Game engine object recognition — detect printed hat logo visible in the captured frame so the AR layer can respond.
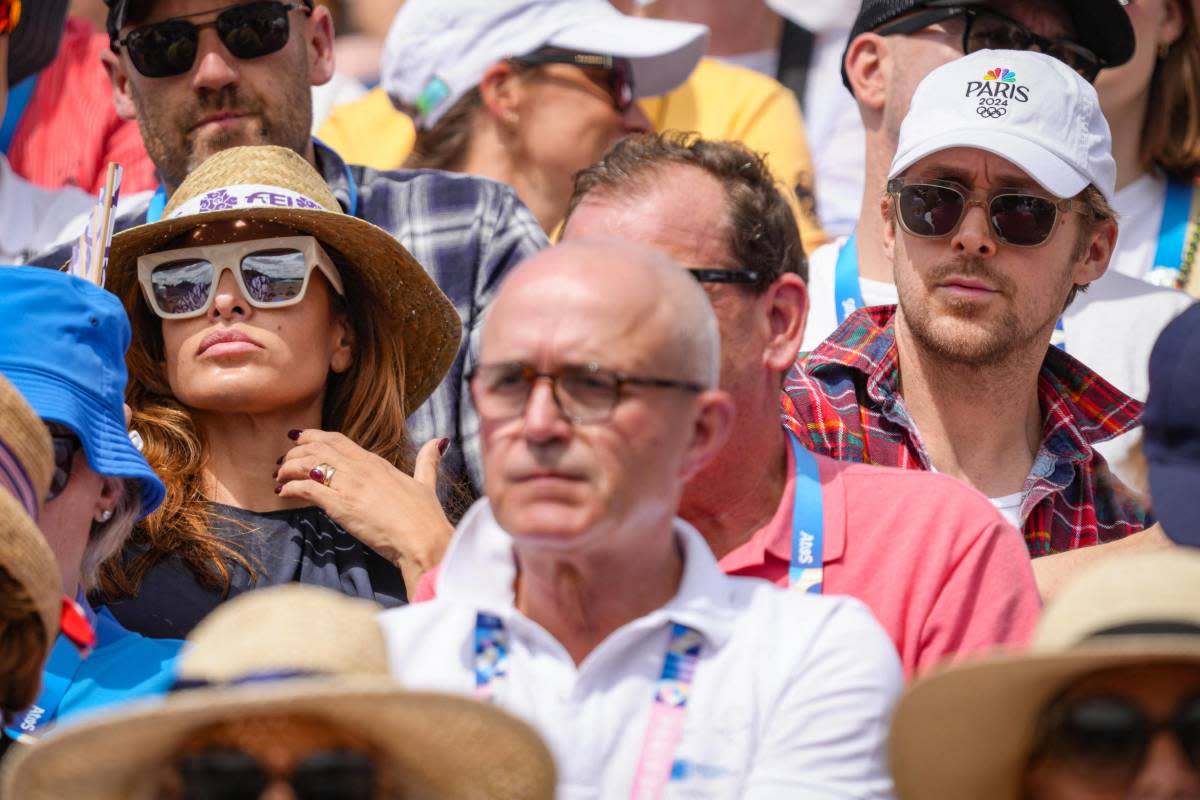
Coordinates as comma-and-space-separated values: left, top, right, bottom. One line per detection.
984, 68, 1017, 83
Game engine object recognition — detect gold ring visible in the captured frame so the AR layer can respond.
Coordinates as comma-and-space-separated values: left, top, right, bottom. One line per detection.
309, 463, 336, 486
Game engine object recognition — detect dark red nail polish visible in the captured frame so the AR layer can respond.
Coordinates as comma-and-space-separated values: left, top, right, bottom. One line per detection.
272, 468, 279, 479
287, 429, 301, 440
438, 438, 449, 455
274, 483, 283, 494
276, 456, 284, 465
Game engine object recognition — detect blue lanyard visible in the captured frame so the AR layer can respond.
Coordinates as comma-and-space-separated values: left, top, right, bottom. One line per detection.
145, 140, 359, 224
834, 233, 866, 325
787, 430, 825, 593
0, 75, 37, 154
1148, 180, 1195, 288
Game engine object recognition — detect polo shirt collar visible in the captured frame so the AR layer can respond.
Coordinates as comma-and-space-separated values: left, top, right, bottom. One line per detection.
438, 499, 739, 650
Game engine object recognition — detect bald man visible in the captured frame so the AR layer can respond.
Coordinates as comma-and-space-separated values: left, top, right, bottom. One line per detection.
378, 238, 901, 799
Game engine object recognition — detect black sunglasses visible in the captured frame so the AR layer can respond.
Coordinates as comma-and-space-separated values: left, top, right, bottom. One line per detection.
114, 0, 310, 79
875, 6, 1104, 83
887, 178, 1088, 248
177, 747, 376, 800
1034, 694, 1200, 787
508, 50, 635, 112
688, 268, 763, 285
47, 432, 82, 503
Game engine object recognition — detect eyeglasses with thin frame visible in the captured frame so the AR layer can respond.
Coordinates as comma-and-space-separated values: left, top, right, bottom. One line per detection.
113, 0, 310, 79
469, 361, 705, 424
137, 236, 345, 320
1032, 693, 1200, 788
508, 50, 635, 112
874, 6, 1105, 82
47, 430, 82, 502
887, 177, 1090, 248
176, 746, 376, 800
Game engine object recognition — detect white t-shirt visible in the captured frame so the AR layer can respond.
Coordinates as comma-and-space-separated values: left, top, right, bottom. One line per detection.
801, 237, 1195, 484
378, 500, 901, 800
989, 492, 1025, 529
1110, 171, 1169, 284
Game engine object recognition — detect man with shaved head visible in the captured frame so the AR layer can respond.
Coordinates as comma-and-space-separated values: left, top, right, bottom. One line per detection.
378, 238, 901, 798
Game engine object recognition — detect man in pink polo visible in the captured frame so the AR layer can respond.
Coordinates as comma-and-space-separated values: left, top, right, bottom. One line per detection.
559, 131, 1040, 677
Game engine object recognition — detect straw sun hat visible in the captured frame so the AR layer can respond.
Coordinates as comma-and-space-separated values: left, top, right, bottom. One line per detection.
105, 145, 463, 416
2, 584, 557, 800
889, 547, 1200, 800
0, 372, 60, 657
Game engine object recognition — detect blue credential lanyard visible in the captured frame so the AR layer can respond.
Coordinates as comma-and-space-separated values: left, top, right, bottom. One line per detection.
834, 234, 866, 326
786, 430, 825, 593
145, 140, 359, 223
0, 75, 37, 154
1148, 180, 1194, 287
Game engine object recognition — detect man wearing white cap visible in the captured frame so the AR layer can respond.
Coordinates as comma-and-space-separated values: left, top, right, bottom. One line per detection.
375, 0, 707, 234
785, 49, 1162, 594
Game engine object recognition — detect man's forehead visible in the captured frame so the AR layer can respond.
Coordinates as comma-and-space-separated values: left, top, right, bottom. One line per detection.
905, 148, 1041, 189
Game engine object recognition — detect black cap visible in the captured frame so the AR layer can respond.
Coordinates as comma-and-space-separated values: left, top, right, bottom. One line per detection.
839, 0, 1136, 92
1144, 304, 1200, 548
9, 0, 69, 86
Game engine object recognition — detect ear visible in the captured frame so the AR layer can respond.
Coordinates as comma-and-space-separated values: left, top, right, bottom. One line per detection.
844, 33, 889, 112
329, 313, 354, 374
1160, 0, 1187, 47
1073, 217, 1117, 286
101, 48, 139, 122
306, 4, 337, 87
478, 61, 522, 125
678, 390, 736, 484
759, 274, 809, 374
881, 192, 898, 260
94, 475, 124, 521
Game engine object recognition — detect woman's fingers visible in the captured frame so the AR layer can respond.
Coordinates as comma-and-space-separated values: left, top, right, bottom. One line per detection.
413, 438, 448, 489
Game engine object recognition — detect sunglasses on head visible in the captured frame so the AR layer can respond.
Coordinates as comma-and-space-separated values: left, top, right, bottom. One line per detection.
114, 0, 310, 79
509, 49, 635, 112
47, 430, 82, 502
1034, 694, 1200, 787
875, 6, 1104, 82
137, 236, 345, 320
177, 747, 376, 800
887, 178, 1089, 248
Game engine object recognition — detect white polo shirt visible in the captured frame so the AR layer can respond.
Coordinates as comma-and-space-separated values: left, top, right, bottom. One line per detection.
378, 500, 901, 800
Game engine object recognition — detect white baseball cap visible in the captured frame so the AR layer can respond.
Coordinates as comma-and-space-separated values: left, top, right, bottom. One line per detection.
889, 49, 1116, 203
381, 0, 710, 129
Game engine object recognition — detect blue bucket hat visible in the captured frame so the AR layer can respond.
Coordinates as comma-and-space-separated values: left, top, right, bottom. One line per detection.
0, 267, 165, 518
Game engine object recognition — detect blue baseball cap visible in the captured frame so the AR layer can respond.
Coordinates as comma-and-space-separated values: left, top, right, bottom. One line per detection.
1144, 303, 1200, 547
0, 267, 165, 518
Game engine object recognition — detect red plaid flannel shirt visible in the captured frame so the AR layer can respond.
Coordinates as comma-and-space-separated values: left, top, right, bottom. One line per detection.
782, 306, 1151, 556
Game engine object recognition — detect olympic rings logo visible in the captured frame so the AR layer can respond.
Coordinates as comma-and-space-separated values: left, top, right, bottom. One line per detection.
976, 105, 1007, 118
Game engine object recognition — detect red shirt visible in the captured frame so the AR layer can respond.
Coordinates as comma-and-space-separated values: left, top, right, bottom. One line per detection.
7, 18, 157, 195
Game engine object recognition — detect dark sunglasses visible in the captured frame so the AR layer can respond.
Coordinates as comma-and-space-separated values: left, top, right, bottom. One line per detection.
509, 50, 635, 112
875, 6, 1104, 83
688, 268, 763, 285
1034, 694, 1200, 787
114, 0, 310, 79
177, 747, 376, 800
887, 178, 1088, 248
47, 432, 82, 503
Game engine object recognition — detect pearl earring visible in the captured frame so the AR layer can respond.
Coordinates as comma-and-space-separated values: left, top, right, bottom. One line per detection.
96, 509, 113, 523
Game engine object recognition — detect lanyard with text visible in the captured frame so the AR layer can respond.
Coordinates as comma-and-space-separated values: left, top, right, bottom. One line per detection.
473, 612, 703, 799
834, 233, 866, 326
787, 430, 825, 593
1149, 179, 1198, 290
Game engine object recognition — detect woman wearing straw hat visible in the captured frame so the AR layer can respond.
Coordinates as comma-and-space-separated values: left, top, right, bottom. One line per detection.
94, 144, 463, 640
1, 584, 557, 799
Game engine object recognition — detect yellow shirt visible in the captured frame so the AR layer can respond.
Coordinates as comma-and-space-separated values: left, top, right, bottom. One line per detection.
318, 58, 826, 251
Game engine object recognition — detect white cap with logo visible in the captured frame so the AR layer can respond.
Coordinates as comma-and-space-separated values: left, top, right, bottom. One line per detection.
381, 0, 710, 130
889, 49, 1116, 202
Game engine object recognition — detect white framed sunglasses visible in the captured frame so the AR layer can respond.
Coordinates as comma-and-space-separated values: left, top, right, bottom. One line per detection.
137, 236, 345, 320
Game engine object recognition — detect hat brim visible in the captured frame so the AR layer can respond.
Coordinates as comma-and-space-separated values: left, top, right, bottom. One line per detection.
889, 128, 1095, 200
549, 12, 709, 98
2, 678, 556, 800
105, 208, 463, 418
1149, 458, 1200, 547
0, 488, 61, 658
1, 364, 165, 519
890, 639, 1200, 800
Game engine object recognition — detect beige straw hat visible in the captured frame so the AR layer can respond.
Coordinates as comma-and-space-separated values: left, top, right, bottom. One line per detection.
0, 372, 60, 660
889, 547, 1200, 800
1, 584, 556, 800
105, 145, 463, 415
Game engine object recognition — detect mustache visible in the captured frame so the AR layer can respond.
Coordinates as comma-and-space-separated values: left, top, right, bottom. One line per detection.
188, 88, 262, 126
926, 256, 1014, 296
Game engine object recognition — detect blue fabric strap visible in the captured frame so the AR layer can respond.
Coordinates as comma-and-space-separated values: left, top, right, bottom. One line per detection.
787, 430, 825, 593
0, 75, 37, 155
834, 234, 866, 326
1153, 180, 1193, 270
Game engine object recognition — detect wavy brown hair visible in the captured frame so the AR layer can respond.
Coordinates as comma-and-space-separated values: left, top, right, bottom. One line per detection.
97, 245, 415, 600
1142, 0, 1200, 180
0, 565, 49, 716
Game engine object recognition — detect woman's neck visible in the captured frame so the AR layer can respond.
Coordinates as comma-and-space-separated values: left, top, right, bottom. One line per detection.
196, 401, 324, 512
1106, 90, 1153, 191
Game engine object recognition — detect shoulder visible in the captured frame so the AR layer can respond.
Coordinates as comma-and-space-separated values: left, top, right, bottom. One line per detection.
689, 58, 793, 105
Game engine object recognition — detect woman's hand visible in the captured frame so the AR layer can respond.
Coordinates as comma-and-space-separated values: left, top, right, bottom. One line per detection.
274, 430, 455, 590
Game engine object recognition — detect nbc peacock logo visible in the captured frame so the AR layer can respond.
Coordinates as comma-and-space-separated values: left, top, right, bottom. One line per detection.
983, 68, 1017, 83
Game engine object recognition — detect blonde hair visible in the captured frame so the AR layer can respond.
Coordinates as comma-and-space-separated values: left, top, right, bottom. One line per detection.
1142, 0, 1200, 179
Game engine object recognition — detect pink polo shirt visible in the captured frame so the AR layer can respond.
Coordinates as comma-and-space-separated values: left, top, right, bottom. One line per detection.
719, 443, 1040, 678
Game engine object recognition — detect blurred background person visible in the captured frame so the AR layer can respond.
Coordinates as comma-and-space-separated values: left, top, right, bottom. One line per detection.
1, 584, 557, 799
1097, 0, 1200, 297
321, 0, 706, 234
0, 268, 180, 744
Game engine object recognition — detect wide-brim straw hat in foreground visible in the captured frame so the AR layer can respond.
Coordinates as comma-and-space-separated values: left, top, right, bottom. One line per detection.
2, 584, 556, 800
106, 145, 462, 416
889, 547, 1200, 800
0, 372, 60, 654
